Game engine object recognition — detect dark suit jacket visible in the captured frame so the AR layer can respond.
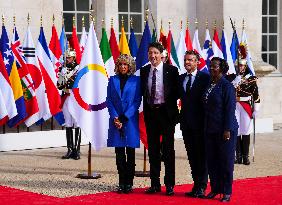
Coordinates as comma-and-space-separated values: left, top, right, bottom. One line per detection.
140, 63, 179, 125
179, 71, 210, 131
204, 77, 238, 135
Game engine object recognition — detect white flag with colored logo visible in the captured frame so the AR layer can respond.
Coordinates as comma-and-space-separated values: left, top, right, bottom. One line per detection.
68, 22, 109, 151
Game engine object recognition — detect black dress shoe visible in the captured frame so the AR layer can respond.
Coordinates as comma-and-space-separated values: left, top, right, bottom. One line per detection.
205, 192, 219, 199
145, 186, 161, 194
117, 185, 125, 194
235, 157, 242, 164
185, 190, 196, 197
72, 152, 81, 160
243, 157, 250, 165
221, 194, 231, 202
124, 185, 133, 193
194, 188, 205, 198
61, 149, 73, 159
166, 186, 174, 196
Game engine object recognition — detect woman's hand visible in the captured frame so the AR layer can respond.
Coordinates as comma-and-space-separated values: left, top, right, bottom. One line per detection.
114, 117, 123, 129
223, 131, 231, 141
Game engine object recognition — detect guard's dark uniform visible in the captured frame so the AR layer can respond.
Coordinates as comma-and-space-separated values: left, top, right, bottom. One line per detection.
58, 60, 81, 160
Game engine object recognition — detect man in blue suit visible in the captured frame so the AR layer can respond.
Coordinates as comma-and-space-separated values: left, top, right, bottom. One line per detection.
179, 50, 210, 198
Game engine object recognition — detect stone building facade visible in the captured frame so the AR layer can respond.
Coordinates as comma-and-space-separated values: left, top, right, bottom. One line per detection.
0, 0, 280, 150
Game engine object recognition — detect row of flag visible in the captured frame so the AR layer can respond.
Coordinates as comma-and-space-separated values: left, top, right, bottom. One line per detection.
0, 17, 254, 150
158, 22, 254, 76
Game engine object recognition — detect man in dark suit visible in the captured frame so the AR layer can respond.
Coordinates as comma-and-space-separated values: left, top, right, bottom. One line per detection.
179, 50, 210, 198
141, 42, 179, 196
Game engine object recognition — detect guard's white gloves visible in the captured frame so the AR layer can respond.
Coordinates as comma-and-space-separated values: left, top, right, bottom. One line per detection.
252, 103, 260, 118
232, 75, 242, 88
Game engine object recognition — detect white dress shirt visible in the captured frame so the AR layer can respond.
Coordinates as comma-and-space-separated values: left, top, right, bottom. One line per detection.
148, 61, 165, 104
183, 69, 198, 92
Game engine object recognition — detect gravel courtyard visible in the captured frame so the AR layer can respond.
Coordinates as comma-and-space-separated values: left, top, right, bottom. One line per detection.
0, 126, 281, 197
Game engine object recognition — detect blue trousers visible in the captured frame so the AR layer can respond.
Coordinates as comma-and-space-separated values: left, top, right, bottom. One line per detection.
206, 130, 237, 195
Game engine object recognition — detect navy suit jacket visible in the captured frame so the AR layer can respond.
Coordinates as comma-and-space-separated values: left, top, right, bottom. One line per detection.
179, 71, 210, 131
204, 77, 238, 135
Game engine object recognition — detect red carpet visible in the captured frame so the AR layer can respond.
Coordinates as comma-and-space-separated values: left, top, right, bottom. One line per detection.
1, 175, 281, 205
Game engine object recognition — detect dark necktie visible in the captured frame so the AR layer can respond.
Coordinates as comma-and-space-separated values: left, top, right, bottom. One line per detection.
150, 68, 157, 105
186, 73, 192, 94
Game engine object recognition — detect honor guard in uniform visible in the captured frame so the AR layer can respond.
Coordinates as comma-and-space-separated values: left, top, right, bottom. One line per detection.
57, 48, 81, 160
228, 44, 260, 165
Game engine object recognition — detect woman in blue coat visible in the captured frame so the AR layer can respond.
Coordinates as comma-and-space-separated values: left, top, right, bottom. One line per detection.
203, 57, 238, 202
106, 54, 141, 194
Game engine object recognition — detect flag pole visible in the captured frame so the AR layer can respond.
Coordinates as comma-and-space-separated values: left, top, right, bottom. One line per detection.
252, 116, 256, 162
230, 17, 239, 75
76, 142, 102, 179
135, 8, 150, 177
135, 146, 150, 177
251, 97, 256, 162
76, 5, 101, 179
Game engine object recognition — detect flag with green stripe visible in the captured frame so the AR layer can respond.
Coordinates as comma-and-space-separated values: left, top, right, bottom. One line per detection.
100, 27, 115, 77
167, 30, 180, 69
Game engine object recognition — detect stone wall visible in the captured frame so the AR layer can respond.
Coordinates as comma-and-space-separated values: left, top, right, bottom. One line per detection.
257, 75, 282, 123
0, 0, 62, 42
154, 0, 195, 41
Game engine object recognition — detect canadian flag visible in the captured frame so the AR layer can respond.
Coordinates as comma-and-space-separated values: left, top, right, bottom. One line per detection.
80, 25, 88, 54
49, 25, 62, 79
35, 26, 64, 125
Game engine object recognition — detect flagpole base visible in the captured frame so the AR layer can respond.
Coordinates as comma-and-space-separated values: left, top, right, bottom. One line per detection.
76, 172, 102, 179
135, 171, 150, 177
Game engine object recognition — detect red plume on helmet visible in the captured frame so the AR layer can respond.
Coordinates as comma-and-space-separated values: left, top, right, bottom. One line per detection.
238, 43, 247, 60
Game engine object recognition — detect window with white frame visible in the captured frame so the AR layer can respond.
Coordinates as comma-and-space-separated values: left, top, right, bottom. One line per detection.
118, 0, 144, 46
62, 0, 91, 39
262, 0, 280, 68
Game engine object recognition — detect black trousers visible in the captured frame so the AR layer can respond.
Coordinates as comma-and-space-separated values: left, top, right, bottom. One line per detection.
115, 147, 135, 186
183, 128, 208, 191
145, 106, 175, 187
206, 131, 237, 195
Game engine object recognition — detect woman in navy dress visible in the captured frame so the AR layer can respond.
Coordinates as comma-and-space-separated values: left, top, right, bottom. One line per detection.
106, 54, 141, 193
203, 57, 238, 202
